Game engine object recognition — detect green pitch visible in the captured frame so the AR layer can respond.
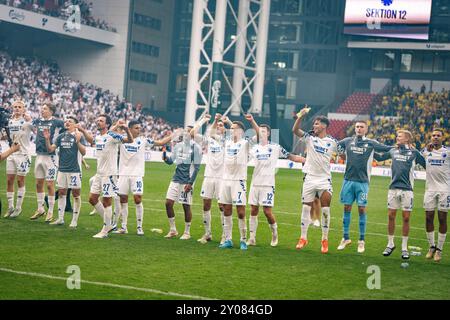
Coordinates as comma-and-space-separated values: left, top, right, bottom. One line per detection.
0, 159, 449, 300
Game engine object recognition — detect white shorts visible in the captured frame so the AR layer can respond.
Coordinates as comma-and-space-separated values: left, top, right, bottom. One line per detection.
249, 185, 275, 207
302, 174, 333, 203
35, 155, 58, 181
424, 191, 450, 212
219, 180, 247, 206
166, 181, 193, 205
200, 177, 221, 200
118, 176, 144, 196
57, 172, 82, 189
90, 175, 118, 198
6, 154, 31, 176
388, 189, 414, 211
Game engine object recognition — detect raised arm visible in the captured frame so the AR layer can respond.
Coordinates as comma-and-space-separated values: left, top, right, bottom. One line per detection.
76, 124, 94, 146
415, 150, 426, 169
372, 140, 393, 152
190, 114, 211, 138
75, 131, 87, 156
244, 114, 260, 141
292, 106, 310, 138
43, 129, 57, 153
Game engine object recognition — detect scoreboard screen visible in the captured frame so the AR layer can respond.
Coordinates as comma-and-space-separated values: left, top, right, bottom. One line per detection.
344, 0, 433, 40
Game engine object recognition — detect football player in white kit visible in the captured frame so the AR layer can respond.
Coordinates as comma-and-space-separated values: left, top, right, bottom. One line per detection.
292, 108, 338, 254
247, 119, 305, 247
113, 120, 174, 236
89, 115, 133, 239
218, 116, 258, 250
189, 113, 228, 244
422, 129, 449, 262
4, 101, 33, 218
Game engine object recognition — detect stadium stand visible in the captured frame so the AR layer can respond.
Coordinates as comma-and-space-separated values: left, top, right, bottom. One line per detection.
346, 87, 449, 150
0, 0, 117, 32
0, 51, 176, 143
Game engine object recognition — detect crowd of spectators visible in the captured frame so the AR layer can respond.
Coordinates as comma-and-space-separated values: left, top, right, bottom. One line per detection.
347, 86, 449, 151
0, 51, 176, 145
1, 0, 117, 32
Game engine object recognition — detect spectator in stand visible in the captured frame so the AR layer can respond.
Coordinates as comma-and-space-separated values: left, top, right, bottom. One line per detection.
1, 0, 117, 32
0, 51, 177, 149
347, 87, 449, 152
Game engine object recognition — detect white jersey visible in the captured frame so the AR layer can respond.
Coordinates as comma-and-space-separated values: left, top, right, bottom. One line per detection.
223, 138, 249, 181
250, 143, 289, 187
95, 132, 123, 177
8, 117, 33, 155
422, 146, 450, 193
302, 133, 338, 178
119, 136, 154, 177
204, 135, 225, 179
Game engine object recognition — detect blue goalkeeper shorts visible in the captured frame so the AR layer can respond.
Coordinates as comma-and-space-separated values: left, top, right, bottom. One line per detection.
340, 180, 369, 207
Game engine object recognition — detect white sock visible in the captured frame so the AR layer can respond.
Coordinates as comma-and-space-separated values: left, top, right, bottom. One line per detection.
7, 192, 14, 209
224, 215, 233, 241
437, 233, 447, 251
37, 193, 45, 213
270, 223, 278, 237
136, 203, 144, 229
57, 195, 67, 221
301, 205, 312, 240
184, 222, 191, 234
238, 218, 247, 242
102, 206, 113, 231
321, 207, 330, 241
426, 231, 435, 247
94, 201, 105, 219
48, 196, 56, 216
388, 235, 395, 248
169, 217, 176, 231
113, 196, 121, 223
249, 215, 258, 240
16, 188, 25, 210
121, 203, 129, 229
203, 210, 211, 235
402, 236, 408, 251
71, 196, 81, 225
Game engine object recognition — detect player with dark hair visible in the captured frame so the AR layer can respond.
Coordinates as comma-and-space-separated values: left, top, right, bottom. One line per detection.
163, 127, 202, 240
90, 117, 133, 238
422, 129, 449, 262
292, 107, 338, 254
113, 120, 174, 235
43, 116, 88, 227
30, 102, 65, 222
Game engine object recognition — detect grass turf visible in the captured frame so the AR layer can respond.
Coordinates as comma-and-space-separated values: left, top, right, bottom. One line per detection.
0, 159, 449, 300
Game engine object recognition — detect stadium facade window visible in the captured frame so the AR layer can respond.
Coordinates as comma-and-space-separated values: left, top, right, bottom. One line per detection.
401, 53, 412, 72
134, 13, 162, 31
180, 0, 193, 13
303, 21, 338, 45
275, 77, 287, 97
372, 52, 394, 72
271, 0, 302, 15
267, 51, 299, 70
302, 0, 340, 17
301, 49, 337, 73
269, 24, 300, 43
132, 41, 160, 58
177, 47, 190, 66
175, 74, 188, 92
179, 20, 192, 40
130, 69, 158, 84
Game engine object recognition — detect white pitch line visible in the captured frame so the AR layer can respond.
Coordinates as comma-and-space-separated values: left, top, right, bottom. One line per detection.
7, 195, 449, 244
0, 267, 216, 300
